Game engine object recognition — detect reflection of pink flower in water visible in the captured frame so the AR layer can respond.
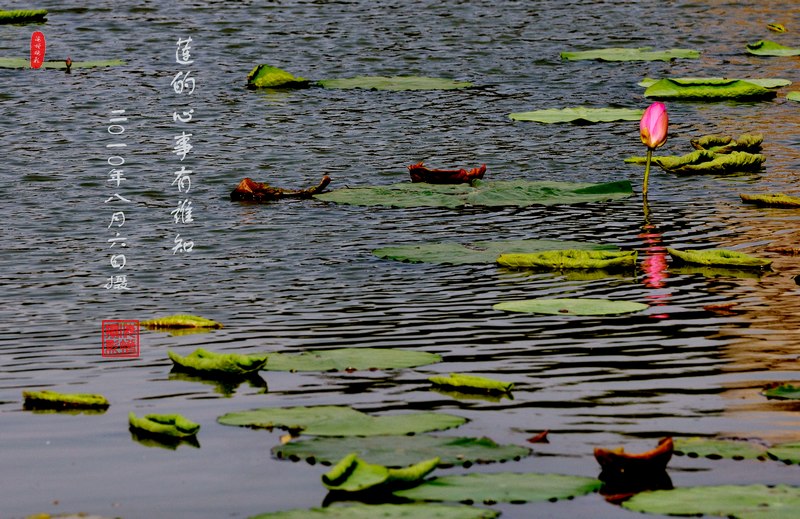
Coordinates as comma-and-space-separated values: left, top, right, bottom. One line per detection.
639, 226, 670, 319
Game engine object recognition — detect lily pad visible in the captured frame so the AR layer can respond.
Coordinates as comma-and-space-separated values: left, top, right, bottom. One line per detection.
0, 58, 124, 69
128, 412, 200, 438
317, 76, 473, 91
249, 504, 499, 519
673, 437, 768, 460
746, 40, 800, 56
246, 64, 310, 89
762, 383, 800, 400
273, 435, 531, 467
218, 406, 467, 436
315, 180, 633, 208
561, 47, 699, 61
788, 92, 800, 102
493, 298, 648, 316
509, 107, 643, 123
141, 314, 222, 329
644, 78, 777, 100
767, 23, 787, 33
767, 443, 800, 464
622, 484, 800, 518
667, 248, 771, 269
691, 134, 763, 153
264, 348, 440, 372
395, 472, 602, 504
322, 453, 439, 492
638, 150, 766, 175
22, 390, 109, 410
497, 250, 637, 270
374, 239, 618, 265
168, 348, 269, 376
639, 77, 791, 89
429, 373, 513, 394
0, 9, 47, 24
741, 193, 800, 208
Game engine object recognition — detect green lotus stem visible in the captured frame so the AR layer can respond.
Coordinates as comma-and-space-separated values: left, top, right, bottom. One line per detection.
643, 148, 653, 198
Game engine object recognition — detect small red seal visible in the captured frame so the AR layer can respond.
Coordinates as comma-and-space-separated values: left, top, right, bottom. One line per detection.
102, 320, 140, 358
30, 31, 46, 69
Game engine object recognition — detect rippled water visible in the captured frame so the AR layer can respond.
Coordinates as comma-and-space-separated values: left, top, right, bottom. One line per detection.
1, 1, 799, 517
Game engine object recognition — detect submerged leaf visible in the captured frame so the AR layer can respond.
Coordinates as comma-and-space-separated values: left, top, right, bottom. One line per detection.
168, 348, 268, 376
644, 78, 777, 100
673, 437, 768, 460
322, 453, 439, 492
667, 248, 771, 269
128, 412, 200, 438
22, 390, 109, 410
249, 504, 500, 519
273, 435, 531, 467
429, 373, 514, 394
0, 9, 47, 24
746, 40, 800, 56
315, 180, 632, 208
741, 193, 800, 208
264, 348, 440, 372
623, 484, 800, 518
497, 250, 637, 270
0, 57, 124, 69
561, 47, 699, 61
762, 383, 800, 400
218, 405, 466, 436
246, 64, 310, 89
317, 76, 473, 91
509, 107, 643, 123
494, 298, 648, 316
395, 472, 602, 503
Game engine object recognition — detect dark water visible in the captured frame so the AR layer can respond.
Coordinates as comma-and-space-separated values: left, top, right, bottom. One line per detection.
1, 1, 799, 517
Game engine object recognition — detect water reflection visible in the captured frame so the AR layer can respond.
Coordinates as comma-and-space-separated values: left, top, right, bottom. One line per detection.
640, 203, 671, 319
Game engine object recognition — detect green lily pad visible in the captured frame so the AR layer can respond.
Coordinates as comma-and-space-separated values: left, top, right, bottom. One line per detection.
767, 443, 800, 464
762, 383, 800, 400
22, 390, 109, 410
315, 180, 633, 209
639, 77, 791, 89
691, 134, 763, 153
497, 249, 637, 270
322, 453, 439, 492
746, 40, 800, 56
561, 47, 700, 61
767, 23, 787, 33
0, 58, 124, 69
741, 193, 800, 208
317, 76, 472, 91
141, 314, 222, 329
493, 298, 648, 316
429, 373, 513, 394
0, 9, 47, 24
264, 348, 440, 372
638, 150, 766, 175
273, 435, 531, 467
374, 239, 618, 265
168, 348, 269, 376
130, 428, 200, 450
788, 91, 800, 102
249, 504, 499, 519
128, 412, 200, 438
644, 78, 777, 100
673, 437, 768, 460
667, 248, 771, 269
246, 64, 310, 89
509, 107, 643, 123
395, 472, 602, 504
218, 406, 466, 436
622, 484, 800, 518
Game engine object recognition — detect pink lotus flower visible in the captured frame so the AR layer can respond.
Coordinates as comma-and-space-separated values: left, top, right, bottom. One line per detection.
640, 102, 668, 149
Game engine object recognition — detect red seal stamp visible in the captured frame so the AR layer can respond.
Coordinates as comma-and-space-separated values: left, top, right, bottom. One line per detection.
30, 31, 46, 69
101, 320, 140, 358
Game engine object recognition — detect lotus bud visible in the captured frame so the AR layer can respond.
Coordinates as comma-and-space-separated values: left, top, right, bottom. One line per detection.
640, 102, 668, 149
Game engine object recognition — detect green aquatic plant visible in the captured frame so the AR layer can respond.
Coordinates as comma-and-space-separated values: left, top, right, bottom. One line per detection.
673, 437, 768, 460
509, 107, 644, 123
263, 348, 440, 372
168, 348, 268, 376
691, 133, 763, 153
561, 47, 699, 61
0, 9, 47, 24
246, 64, 310, 88
321, 453, 439, 492
644, 78, 777, 100
762, 383, 800, 400
141, 314, 222, 329
317, 76, 473, 91
746, 40, 800, 56
494, 298, 648, 316
128, 412, 200, 438
497, 249, 637, 270
428, 373, 514, 394
249, 504, 499, 519
667, 248, 771, 269
632, 150, 766, 175
639, 77, 791, 89
788, 91, 800, 102
22, 390, 109, 409
740, 193, 800, 208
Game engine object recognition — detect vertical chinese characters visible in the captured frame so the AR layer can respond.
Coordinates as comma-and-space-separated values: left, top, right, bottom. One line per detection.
170, 37, 196, 255
104, 110, 132, 290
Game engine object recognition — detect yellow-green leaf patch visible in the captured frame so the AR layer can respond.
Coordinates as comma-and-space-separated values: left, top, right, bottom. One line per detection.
741, 193, 800, 208
428, 373, 514, 394
23, 390, 109, 410
509, 107, 643, 123
643, 78, 777, 100
249, 504, 499, 519
494, 298, 648, 316
128, 412, 200, 439
561, 47, 699, 61
321, 453, 439, 492
168, 348, 268, 376
141, 314, 222, 329
0, 9, 47, 24
746, 40, 800, 56
667, 248, 772, 269
497, 250, 637, 270
264, 348, 440, 372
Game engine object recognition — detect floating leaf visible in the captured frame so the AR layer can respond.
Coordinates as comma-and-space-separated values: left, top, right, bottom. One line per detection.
22, 390, 109, 410
322, 453, 439, 492
767, 23, 787, 33
673, 437, 768, 460
595, 437, 674, 475
264, 348, 440, 372
690, 133, 763, 153
315, 180, 633, 208
141, 314, 222, 329
741, 193, 800, 208
762, 383, 800, 400
0, 58, 124, 69
644, 78, 777, 100
767, 443, 800, 464
249, 504, 499, 519
561, 47, 700, 61
218, 406, 466, 436
667, 248, 772, 269
246, 64, 310, 89
623, 484, 800, 518
0, 9, 47, 24
788, 92, 800, 102
636, 150, 766, 175
130, 429, 200, 451
746, 40, 800, 56
493, 298, 648, 316
128, 412, 200, 439
509, 107, 643, 123
374, 239, 617, 265
317, 76, 472, 91
273, 435, 531, 467
429, 373, 513, 394
639, 77, 791, 89
168, 348, 268, 376
497, 250, 637, 270
395, 472, 602, 504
